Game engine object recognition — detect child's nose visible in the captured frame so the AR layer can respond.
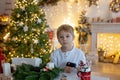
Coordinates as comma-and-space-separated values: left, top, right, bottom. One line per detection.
63, 37, 66, 40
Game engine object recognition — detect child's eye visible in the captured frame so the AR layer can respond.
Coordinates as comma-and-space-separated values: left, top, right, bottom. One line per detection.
66, 35, 69, 38
59, 36, 63, 38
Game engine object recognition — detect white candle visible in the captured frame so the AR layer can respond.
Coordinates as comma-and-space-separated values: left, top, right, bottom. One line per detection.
47, 62, 54, 69
34, 58, 42, 67
2, 63, 11, 76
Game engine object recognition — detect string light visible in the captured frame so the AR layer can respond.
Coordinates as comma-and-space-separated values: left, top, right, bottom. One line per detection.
98, 33, 120, 57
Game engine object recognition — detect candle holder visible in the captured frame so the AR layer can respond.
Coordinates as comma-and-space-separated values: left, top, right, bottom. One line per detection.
77, 60, 91, 80
77, 71, 91, 80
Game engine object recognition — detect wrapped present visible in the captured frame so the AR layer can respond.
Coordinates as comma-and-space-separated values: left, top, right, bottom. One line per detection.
12, 57, 42, 67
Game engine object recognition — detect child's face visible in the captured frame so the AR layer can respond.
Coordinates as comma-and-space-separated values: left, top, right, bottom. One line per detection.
57, 30, 74, 47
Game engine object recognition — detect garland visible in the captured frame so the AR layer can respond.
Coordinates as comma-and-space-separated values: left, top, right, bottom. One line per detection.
39, 0, 60, 6
109, 0, 120, 13
87, 0, 98, 7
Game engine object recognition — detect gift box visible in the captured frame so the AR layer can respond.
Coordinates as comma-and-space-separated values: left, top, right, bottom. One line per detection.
12, 57, 42, 67
77, 71, 91, 80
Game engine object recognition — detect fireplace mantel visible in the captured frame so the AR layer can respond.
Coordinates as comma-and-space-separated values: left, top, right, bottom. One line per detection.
91, 23, 120, 53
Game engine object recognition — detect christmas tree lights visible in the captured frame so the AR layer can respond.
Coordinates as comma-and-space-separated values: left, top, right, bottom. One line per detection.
4, 0, 51, 63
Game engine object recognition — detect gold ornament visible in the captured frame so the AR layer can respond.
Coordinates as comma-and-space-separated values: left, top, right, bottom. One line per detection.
87, 0, 99, 7
109, 0, 120, 13
0, 14, 9, 22
17, 14, 20, 18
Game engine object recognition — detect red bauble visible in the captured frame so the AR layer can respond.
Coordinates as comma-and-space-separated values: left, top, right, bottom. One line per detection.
46, 31, 54, 40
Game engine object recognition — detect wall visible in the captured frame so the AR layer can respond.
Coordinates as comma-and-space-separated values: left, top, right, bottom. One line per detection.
0, 0, 14, 15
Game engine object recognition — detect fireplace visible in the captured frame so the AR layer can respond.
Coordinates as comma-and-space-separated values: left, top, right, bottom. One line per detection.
91, 23, 120, 63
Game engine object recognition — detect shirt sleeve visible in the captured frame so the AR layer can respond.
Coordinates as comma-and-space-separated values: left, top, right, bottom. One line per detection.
50, 52, 58, 67
79, 50, 86, 64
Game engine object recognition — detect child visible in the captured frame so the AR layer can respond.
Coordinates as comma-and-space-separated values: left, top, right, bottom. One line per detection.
50, 24, 86, 73
0, 47, 6, 73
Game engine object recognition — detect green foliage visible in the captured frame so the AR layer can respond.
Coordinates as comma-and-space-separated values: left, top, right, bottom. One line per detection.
13, 64, 63, 80
13, 64, 38, 80
39, 67, 63, 80
0, 24, 8, 43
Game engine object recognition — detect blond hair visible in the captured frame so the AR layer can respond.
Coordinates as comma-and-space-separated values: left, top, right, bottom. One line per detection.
57, 24, 75, 38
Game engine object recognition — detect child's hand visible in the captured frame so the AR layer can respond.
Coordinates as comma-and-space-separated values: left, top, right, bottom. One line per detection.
64, 62, 76, 73
77, 66, 81, 71
64, 66, 73, 73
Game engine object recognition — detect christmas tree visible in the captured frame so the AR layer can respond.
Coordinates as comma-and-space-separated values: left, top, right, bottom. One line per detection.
4, 0, 51, 63
75, 11, 91, 44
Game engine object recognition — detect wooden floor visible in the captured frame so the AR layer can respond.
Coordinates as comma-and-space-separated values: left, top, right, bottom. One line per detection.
91, 62, 120, 80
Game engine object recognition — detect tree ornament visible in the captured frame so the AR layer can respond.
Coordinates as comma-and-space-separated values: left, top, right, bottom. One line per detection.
23, 25, 28, 32
21, 7, 25, 11
87, 0, 99, 7
17, 14, 20, 18
37, 18, 42, 23
18, 22, 24, 26
33, 39, 39, 44
109, 0, 120, 13
24, 40, 27, 44
12, 37, 17, 41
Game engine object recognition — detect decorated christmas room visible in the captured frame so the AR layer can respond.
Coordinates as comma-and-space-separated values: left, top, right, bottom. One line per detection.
0, 0, 120, 80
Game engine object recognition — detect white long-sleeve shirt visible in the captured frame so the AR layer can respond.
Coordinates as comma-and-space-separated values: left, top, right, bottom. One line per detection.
50, 46, 86, 69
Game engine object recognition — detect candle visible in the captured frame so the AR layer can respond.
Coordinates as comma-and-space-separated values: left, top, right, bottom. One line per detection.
47, 62, 54, 69
2, 63, 11, 76
34, 58, 42, 67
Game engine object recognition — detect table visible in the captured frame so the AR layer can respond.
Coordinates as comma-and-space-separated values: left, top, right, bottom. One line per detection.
54, 72, 110, 80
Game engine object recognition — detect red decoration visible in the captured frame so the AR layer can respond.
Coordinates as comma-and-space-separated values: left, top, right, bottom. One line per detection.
77, 71, 91, 80
0, 47, 6, 73
112, 17, 120, 23
46, 31, 54, 40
